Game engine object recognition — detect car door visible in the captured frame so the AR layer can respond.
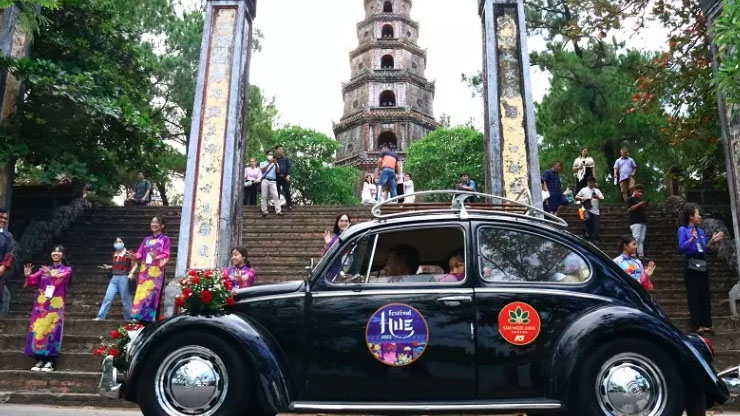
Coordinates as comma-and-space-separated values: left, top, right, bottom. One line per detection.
303, 223, 477, 402
472, 223, 609, 399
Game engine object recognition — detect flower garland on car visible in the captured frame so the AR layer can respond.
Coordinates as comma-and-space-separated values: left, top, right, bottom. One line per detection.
93, 323, 144, 372
175, 269, 236, 313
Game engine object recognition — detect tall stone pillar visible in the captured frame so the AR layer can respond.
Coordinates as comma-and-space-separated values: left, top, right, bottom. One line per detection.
0, 5, 32, 211
479, 0, 542, 208
165, 0, 256, 317
701, 0, 740, 280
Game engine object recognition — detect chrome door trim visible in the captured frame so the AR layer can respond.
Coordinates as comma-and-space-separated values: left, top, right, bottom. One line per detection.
475, 287, 613, 303
290, 400, 563, 412
312, 288, 475, 298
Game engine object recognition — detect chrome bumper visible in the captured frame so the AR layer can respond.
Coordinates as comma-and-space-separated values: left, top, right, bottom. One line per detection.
98, 355, 124, 399
719, 365, 740, 399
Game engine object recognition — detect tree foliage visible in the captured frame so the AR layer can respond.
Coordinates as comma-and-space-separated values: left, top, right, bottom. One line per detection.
714, 0, 740, 106
464, 0, 726, 195
0, 0, 165, 192
268, 127, 359, 205
405, 127, 484, 196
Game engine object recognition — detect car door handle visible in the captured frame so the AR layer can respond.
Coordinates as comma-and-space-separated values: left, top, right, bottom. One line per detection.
436, 295, 472, 306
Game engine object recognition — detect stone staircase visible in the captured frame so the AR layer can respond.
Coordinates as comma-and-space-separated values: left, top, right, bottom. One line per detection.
0, 203, 738, 410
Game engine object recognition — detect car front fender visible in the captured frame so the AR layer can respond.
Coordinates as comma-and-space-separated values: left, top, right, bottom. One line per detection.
548, 305, 729, 405
126, 312, 294, 412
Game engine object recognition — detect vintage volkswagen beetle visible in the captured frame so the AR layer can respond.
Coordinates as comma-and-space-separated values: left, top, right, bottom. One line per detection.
100, 191, 739, 416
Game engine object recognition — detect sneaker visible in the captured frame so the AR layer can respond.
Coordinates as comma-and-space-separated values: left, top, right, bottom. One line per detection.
40, 361, 54, 372
261, 212, 267, 217
31, 361, 44, 371
276, 212, 283, 216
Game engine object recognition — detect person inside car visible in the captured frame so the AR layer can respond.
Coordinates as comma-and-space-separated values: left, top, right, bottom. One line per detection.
383, 245, 420, 279
437, 249, 465, 282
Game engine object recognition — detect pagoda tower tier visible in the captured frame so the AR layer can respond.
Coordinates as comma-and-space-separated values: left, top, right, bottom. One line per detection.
334, 0, 438, 171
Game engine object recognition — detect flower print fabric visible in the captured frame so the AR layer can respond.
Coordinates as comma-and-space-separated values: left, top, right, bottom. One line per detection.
131, 234, 171, 322
223, 265, 256, 289
24, 264, 72, 357
613, 254, 645, 283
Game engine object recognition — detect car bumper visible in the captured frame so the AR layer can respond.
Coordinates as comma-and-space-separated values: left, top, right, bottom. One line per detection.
720, 365, 740, 401
98, 355, 125, 399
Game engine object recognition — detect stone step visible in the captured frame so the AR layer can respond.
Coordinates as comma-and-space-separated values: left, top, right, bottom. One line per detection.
0, 390, 139, 408
0, 370, 101, 394
0, 334, 103, 353
0, 318, 127, 334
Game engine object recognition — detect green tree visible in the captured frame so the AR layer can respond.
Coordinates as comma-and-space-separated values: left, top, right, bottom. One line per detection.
714, 0, 740, 106
0, 0, 167, 192
269, 126, 360, 205
405, 127, 484, 198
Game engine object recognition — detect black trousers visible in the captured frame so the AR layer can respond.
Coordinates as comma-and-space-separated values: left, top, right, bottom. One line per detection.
684, 257, 712, 328
277, 176, 292, 208
583, 212, 600, 241
243, 185, 258, 205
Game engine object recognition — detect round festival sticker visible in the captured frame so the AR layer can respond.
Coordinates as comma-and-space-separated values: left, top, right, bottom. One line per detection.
365, 303, 429, 367
498, 301, 541, 346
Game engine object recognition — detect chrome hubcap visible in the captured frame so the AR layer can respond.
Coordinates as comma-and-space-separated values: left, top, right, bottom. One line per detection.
154, 346, 228, 416
596, 353, 666, 416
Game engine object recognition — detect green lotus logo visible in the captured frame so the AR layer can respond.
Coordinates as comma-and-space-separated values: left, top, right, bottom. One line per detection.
509, 306, 530, 324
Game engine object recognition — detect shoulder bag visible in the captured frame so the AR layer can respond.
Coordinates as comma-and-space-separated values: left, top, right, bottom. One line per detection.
687, 258, 707, 272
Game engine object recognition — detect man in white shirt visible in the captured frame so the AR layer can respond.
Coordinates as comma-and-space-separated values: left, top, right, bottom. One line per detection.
576, 177, 604, 242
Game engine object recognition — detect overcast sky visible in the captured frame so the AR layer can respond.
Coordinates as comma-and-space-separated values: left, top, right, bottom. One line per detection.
189, 0, 669, 137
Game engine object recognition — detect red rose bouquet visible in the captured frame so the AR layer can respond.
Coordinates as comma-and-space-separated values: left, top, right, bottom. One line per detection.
93, 323, 144, 372
175, 269, 236, 314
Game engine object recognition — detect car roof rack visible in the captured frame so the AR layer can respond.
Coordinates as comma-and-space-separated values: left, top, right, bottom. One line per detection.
370, 189, 568, 228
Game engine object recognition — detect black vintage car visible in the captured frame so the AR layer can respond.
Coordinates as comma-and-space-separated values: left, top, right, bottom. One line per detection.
100, 191, 740, 416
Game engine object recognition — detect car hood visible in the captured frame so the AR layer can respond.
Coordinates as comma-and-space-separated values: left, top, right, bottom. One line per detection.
234, 280, 305, 300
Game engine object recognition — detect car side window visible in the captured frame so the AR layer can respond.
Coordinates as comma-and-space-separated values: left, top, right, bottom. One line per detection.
325, 226, 467, 285
478, 227, 590, 284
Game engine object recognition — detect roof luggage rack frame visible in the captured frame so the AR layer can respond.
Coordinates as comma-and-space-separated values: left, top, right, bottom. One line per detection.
371, 190, 568, 228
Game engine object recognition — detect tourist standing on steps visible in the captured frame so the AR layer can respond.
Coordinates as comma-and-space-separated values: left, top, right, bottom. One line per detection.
0, 208, 15, 317
455, 173, 478, 202
377, 144, 400, 200
613, 147, 637, 202
23, 245, 72, 372
627, 184, 648, 259
361, 174, 377, 205
94, 237, 138, 321
541, 161, 568, 216
678, 204, 724, 335
403, 173, 416, 203
322, 214, 352, 255
576, 176, 603, 242
127, 172, 153, 206
275, 145, 293, 211
223, 246, 256, 289
572, 146, 596, 192
127, 216, 171, 323
243, 157, 262, 206
260, 150, 282, 217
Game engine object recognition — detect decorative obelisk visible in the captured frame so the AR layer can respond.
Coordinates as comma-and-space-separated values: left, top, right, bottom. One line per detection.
700, 0, 740, 285
165, 0, 256, 317
479, 0, 542, 207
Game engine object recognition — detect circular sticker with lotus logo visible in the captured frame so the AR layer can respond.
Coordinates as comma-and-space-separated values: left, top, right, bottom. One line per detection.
366, 303, 429, 367
498, 301, 541, 346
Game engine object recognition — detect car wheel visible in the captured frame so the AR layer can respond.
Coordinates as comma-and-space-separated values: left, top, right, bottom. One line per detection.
571, 338, 684, 416
684, 389, 707, 416
136, 331, 253, 416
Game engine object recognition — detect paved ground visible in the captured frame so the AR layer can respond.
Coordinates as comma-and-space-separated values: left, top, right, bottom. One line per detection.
0, 405, 739, 416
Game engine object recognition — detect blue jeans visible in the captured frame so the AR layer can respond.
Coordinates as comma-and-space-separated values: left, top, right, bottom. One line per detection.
96, 275, 133, 320
379, 168, 398, 198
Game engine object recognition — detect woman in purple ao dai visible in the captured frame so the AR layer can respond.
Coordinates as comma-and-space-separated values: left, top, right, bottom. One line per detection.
23, 245, 72, 372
